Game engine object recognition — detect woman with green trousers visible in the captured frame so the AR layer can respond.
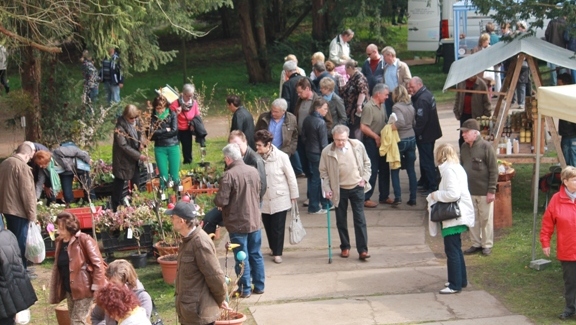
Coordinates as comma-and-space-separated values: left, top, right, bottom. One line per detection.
150, 95, 180, 188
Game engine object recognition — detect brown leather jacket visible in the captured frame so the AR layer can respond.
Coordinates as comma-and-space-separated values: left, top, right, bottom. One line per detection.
49, 232, 107, 304
215, 160, 261, 234
175, 227, 226, 325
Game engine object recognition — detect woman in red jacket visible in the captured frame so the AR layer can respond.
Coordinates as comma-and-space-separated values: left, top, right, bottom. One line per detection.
169, 83, 205, 164
541, 166, 576, 320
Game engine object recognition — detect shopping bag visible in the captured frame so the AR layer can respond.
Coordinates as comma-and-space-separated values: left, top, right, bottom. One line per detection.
15, 309, 31, 324
25, 222, 46, 264
289, 202, 306, 245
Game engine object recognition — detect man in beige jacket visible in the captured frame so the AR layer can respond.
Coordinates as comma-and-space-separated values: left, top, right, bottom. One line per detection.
0, 141, 36, 270
320, 125, 372, 261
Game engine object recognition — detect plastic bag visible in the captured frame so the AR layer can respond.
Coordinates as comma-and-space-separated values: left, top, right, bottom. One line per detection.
15, 309, 30, 324
25, 223, 45, 264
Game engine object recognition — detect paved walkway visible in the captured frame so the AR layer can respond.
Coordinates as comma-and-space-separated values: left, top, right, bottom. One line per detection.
215, 104, 533, 324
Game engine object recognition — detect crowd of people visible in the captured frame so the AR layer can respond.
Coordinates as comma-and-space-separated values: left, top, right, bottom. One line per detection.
2, 24, 576, 323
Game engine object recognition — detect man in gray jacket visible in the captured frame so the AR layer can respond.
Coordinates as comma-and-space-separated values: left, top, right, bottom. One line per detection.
215, 144, 265, 298
320, 125, 372, 261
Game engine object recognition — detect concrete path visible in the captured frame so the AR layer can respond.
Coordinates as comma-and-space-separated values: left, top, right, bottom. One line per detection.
215, 103, 533, 324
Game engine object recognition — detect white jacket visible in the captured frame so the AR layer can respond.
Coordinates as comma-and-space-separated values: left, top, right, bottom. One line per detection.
260, 145, 299, 214
329, 35, 350, 65
427, 162, 475, 237
119, 307, 151, 325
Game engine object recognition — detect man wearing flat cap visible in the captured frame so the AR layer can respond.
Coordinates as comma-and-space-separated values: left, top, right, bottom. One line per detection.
459, 119, 498, 256
165, 201, 228, 324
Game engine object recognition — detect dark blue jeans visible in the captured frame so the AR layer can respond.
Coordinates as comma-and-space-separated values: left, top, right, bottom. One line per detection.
562, 136, 576, 167
229, 230, 265, 295
336, 186, 368, 254
290, 151, 303, 175
416, 140, 437, 192
4, 214, 29, 269
391, 137, 417, 201
296, 137, 310, 178
202, 207, 223, 235
444, 233, 467, 291
561, 261, 576, 314
306, 152, 329, 212
363, 137, 390, 201
60, 171, 96, 204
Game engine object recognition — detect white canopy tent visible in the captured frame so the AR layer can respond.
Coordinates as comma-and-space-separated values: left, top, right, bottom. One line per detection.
531, 85, 576, 264
443, 35, 576, 91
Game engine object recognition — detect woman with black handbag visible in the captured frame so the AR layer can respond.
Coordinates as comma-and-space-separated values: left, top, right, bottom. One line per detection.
426, 143, 474, 294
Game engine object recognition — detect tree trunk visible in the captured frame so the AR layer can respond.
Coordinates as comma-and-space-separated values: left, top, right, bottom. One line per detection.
312, 0, 329, 42
219, 6, 232, 39
21, 46, 42, 141
266, 0, 285, 41
234, 0, 271, 83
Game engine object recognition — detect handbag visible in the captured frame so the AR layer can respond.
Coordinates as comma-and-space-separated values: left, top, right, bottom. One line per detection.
430, 199, 461, 222
289, 202, 306, 245
150, 300, 164, 325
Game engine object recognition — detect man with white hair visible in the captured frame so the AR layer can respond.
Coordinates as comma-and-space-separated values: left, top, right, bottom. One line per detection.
0, 141, 37, 270
215, 143, 265, 298
255, 98, 298, 156
281, 60, 305, 114
460, 119, 498, 256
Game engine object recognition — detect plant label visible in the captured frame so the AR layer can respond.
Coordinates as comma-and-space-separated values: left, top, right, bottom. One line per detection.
161, 193, 166, 201
124, 197, 131, 207
147, 162, 154, 174
90, 203, 96, 214
178, 185, 183, 192
127, 227, 133, 239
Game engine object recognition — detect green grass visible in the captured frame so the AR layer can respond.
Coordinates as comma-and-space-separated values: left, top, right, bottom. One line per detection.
464, 163, 566, 324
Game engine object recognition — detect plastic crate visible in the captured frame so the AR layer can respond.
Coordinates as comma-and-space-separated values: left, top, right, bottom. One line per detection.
64, 206, 102, 230
97, 225, 153, 253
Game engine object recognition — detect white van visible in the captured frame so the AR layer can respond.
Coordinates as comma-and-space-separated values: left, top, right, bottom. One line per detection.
407, 0, 547, 52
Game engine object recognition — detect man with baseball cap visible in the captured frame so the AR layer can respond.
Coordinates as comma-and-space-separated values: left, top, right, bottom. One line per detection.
459, 119, 498, 256
165, 201, 229, 324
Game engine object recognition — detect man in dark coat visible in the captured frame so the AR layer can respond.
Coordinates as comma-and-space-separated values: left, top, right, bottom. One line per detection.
0, 228, 37, 324
408, 76, 442, 194
228, 94, 255, 150
281, 60, 304, 114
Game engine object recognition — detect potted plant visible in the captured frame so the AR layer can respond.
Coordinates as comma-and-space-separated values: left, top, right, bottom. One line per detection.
125, 205, 155, 268
216, 242, 247, 325
157, 253, 178, 285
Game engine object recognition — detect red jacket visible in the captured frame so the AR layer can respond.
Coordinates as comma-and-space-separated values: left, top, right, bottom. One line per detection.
169, 98, 200, 131
540, 185, 576, 261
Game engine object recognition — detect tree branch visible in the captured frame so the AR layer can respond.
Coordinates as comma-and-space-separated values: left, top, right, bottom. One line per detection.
0, 25, 62, 53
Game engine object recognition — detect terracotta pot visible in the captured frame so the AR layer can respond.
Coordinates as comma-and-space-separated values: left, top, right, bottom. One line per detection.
154, 241, 179, 256
157, 254, 178, 285
55, 305, 71, 325
216, 311, 247, 325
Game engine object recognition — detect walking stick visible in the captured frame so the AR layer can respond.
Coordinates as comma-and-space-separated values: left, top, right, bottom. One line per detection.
326, 202, 332, 264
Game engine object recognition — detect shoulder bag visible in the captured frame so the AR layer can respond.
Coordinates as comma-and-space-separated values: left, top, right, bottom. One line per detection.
430, 199, 461, 222
289, 202, 306, 245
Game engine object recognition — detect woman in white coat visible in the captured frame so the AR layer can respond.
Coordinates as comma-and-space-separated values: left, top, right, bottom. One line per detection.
254, 129, 299, 264
427, 143, 475, 294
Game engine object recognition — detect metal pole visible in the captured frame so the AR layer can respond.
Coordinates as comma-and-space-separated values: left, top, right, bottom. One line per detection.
531, 111, 541, 262
326, 203, 332, 264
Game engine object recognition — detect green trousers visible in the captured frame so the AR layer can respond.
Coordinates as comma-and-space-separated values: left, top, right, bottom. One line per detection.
154, 145, 180, 188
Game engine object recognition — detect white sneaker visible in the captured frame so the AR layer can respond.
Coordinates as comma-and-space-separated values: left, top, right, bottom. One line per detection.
303, 200, 309, 207
309, 209, 327, 215
273, 256, 283, 264
439, 287, 460, 294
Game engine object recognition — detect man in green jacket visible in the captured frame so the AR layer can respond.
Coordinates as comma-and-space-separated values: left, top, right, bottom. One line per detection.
460, 119, 498, 256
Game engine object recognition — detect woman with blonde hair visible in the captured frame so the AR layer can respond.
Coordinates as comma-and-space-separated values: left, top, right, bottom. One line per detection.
279, 54, 305, 94
427, 143, 474, 294
390, 85, 417, 206
91, 259, 153, 325
540, 166, 576, 320
309, 52, 325, 81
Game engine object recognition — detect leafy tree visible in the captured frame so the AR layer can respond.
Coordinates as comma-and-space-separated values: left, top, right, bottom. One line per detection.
0, 0, 231, 142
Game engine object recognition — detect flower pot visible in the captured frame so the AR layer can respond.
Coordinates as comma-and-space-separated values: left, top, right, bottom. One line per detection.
129, 252, 148, 269
216, 311, 247, 325
55, 305, 71, 325
157, 254, 178, 285
154, 241, 179, 256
